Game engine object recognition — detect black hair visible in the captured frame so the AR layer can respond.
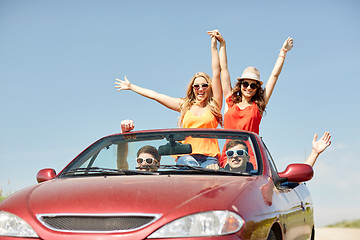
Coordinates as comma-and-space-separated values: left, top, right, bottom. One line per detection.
137, 145, 161, 162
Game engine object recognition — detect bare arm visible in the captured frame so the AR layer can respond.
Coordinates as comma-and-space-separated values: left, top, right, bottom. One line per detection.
304, 132, 332, 167
117, 119, 135, 170
218, 34, 232, 101
208, 30, 231, 112
115, 76, 182, 112
209, 32, 222, 110
263, 37, 294, 106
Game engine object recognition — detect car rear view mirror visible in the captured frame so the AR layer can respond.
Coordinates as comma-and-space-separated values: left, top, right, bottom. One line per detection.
158, 141, 192, 156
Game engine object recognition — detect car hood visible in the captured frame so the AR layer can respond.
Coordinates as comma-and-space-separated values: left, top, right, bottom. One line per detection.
27, 175, 258, 216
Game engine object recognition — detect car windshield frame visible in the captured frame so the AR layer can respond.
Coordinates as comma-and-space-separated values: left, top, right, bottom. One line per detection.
58, 129, 263, 177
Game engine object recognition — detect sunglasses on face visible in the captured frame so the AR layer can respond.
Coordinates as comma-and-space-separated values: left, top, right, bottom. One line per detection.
241, 81, 258, 90
225, 149, 248, 158
192, 83, 209, 90
136, 157, 157, 165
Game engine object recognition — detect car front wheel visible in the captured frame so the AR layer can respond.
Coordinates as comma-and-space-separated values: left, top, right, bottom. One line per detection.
267, 230, 277, 240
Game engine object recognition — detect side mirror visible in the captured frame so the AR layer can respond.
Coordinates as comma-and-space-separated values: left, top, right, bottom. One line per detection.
37, 168, 56, 183
278, 164, 313, 183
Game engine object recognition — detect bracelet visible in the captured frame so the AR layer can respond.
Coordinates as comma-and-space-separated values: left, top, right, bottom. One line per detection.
278, 55, 286, 58
281, 48, 288, 52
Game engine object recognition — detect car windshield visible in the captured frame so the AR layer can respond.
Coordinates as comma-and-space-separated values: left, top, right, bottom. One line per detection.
60, 129, 261, 177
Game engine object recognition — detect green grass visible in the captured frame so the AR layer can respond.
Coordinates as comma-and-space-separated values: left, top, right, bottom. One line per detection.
0, 180, 13, 202
0, 188, 6, 202
327, 219, 360, 228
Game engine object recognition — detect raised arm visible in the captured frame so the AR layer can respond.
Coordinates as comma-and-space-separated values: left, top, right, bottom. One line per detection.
263, 37, 294, 105
116, 119, 135, 170
115, 76, 182, 112
304, 132, 332, 167
209, 31, 222, 110
217, 32, 232, 101
208, 30, 231, 112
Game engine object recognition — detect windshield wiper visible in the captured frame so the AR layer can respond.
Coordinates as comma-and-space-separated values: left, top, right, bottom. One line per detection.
159, 165, 213, 171
61, 167, 158, 176
158, 165, 252, 176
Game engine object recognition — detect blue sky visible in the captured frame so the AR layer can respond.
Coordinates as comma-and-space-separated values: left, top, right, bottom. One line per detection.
1, 0, 359, 227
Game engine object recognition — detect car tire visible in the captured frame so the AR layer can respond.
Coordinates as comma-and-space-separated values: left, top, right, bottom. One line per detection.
311, 227, 315, 240
267, 230, 277, 240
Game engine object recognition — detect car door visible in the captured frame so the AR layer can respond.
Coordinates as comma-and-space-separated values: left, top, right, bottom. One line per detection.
263, 143, 313, 240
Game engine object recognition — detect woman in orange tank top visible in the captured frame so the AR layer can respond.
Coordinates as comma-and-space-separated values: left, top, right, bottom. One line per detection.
115, 35, 224, 168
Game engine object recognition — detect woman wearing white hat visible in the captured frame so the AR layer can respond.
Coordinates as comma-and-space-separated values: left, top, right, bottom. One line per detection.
208, 30, 293, 167
208, 30, 293, 133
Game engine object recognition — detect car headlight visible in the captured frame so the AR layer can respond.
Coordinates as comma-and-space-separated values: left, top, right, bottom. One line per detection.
0, 211, 39, 238
148, 210, 244, 238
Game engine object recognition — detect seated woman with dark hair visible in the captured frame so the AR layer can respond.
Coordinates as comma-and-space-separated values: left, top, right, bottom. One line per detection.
117, 119, 161, 172
135, 145, 161, 172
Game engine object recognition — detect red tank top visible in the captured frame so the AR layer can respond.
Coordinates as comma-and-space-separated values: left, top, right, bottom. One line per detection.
224, 96, 262, 134
220, 96, 262, 167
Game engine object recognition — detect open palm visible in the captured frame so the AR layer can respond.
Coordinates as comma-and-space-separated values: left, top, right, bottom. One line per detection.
115, 76, 131, 91
312, 132, 331, 154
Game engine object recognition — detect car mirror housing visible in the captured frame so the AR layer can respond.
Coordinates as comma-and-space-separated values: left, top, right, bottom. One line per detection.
37, 168, 56, 183
278, 164, 313, 183
158, 141, 192, 156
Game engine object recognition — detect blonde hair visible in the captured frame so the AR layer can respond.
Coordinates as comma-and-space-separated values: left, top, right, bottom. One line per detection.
178, 72, 223, 127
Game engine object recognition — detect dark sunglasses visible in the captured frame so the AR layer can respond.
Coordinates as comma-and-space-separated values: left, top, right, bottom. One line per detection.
193, 83, 209, 90
136, 157, 156, 164
241, 81, 258, 90
225, 149, 248, 157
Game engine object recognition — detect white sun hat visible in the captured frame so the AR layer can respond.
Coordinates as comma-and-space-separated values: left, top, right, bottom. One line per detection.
237, 66, 263, 85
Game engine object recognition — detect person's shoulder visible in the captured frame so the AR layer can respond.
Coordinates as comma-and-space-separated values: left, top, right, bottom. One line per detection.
223, 164, 231, 171
226, 96, 234, 106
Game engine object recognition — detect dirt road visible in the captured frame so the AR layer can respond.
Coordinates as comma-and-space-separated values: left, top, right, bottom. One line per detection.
316, 227, 360, 240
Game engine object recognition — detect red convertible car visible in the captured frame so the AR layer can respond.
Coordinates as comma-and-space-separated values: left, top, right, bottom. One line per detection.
0, 129, 314, 239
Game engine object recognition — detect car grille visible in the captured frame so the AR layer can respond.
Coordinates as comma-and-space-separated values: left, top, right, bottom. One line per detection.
37, 214, 161, 232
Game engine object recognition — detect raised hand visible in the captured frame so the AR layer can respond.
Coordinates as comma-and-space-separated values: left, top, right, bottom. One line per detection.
207, 29, 225, 43
282, 37, 294, 52
115, 76, 131, 91
207, 29, 217, 36
121, 119, 135, 133
312, 132, 332, 154
210, 32, 217, 48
